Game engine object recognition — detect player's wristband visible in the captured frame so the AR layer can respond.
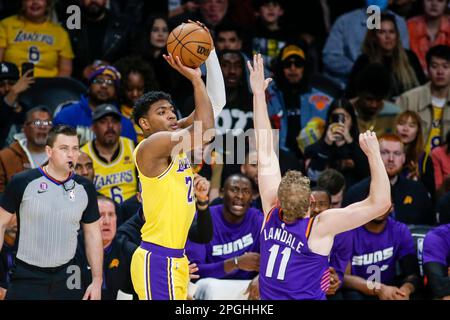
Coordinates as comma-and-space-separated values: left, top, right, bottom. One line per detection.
234, 257, 239, 269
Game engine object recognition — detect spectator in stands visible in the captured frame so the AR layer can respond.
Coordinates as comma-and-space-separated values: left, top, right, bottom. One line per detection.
169, 1, 200, 18
317, 168, 346, 208
0, 213, 16, 300
74, 152, 95, 183
390, 0, 421, 19
322, 1, 410, 88
0, 106, 52, 193
53, 65, 136, 145
67, 0, 133, 81
305, 98, 369, 187
352, 63, 401, 137
408, 0, 450, 74
422, 223, 450, 299
347, 13, 425, 100
0, 62, 31, 148
343, 206, 421, 300
170, 0, 231, 31
432, 129, 450, 191
266, 43, 338, 156
215, 23, 245, 52
251, 0, 293, 68
114, 56, 159, 142
186, 174, 262, 300
310, 186, 353, 300
395, 110, 436, 198
397, 45, 450, 156
76, 195, 136, 300
343, 134, 435, 225
0, 0, 73, 77
81, 104, 137, 204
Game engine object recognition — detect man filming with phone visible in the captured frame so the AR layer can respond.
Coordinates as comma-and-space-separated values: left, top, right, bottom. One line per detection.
305, 99, 370, 188
0, 62, 34, 148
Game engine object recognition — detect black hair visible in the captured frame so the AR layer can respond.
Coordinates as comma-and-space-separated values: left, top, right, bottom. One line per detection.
25, 105, 52, 122
132, 91, 174, 128
311, 186, 331, 203
319, 98, 360, 144
426, 45, 450, 68
356, 63, 392, 99
316, 168, 346, 195
253, 0, 284, 10
224, 173, 253, 189
46, 125, 78, 147
113, 55, 160, 104
136, 14, 170, 58
215, 22, 243, 40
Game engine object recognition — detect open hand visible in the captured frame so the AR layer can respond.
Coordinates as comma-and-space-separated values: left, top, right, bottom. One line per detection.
163, 53, 202, 82
359, 130, 380, 158
247, 54, 272, 94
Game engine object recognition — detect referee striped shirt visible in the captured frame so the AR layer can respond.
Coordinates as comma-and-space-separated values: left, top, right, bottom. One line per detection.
0, 168, 99, 268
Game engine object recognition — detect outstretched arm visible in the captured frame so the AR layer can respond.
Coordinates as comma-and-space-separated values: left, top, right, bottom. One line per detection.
248, 54, 281, 217
315, 131, 391, 237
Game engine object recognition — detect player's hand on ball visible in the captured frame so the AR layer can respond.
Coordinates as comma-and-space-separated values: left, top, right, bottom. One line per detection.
163, 53, 202, 82
359, 130, 380, 157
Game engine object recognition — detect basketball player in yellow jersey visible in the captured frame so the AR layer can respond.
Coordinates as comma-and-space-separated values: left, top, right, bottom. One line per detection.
129, 30, 225, 298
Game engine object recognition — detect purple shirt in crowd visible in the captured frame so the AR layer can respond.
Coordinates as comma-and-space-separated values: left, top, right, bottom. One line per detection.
185, 205, 263, 280
350, 217, 416, 285
259, 207, 330, 300
423, 224, 450, 267
330, 230, 353, 286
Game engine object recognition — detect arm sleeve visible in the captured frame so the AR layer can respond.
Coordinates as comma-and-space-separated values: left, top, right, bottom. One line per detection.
0, 173, 25, 214
398, 254, 421, 290
188, 205, 213, 244
205, 49, 226, 118
423, 262, 450, 298
80, 180, 100, 224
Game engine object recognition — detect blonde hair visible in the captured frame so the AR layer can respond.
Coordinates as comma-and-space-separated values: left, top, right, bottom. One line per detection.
278, 170, 311, 220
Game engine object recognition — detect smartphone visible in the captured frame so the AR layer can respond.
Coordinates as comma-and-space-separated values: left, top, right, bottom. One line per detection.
331, 113, 345, 124
21, 62, 34, 77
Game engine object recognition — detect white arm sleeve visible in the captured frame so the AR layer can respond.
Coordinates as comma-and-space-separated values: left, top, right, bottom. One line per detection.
205, 49, 226, 118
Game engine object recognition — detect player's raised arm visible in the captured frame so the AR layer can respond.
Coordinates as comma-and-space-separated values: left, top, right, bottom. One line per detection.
314, 131, 391, 237
248, 54, 281, 217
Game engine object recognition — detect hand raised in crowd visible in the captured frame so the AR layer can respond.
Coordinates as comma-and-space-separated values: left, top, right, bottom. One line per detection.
163, 53, 202, 82
236, 252, 260, 272
10, 69, 34, 95
189, 262, 200, 280
245, 275, 260, 300
247, 54, 272, 94
325, 123, 352, 146
326, 267, 341, 296
194, 174, 210, 202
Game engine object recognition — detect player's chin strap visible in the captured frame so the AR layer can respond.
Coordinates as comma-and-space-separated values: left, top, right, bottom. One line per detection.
205, 48, 226, 119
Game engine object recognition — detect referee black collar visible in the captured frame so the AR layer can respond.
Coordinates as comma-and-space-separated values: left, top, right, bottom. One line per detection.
38, 166, 75, 186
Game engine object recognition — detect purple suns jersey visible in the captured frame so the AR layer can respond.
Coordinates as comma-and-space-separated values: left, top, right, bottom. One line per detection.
350, 217, 416, 285
185, 205, 264, 280
329, 230, 353, 285
259, 207, 330, 300
423, 224, 450, 267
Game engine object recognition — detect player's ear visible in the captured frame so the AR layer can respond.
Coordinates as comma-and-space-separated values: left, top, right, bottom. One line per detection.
45, 145, 52, 158
138, 117, 150, 131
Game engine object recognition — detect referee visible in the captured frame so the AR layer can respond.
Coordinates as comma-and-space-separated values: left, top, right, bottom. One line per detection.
0, 125, 103, 300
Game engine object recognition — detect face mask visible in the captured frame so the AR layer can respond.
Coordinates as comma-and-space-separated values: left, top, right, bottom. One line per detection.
366, 0, 388, 11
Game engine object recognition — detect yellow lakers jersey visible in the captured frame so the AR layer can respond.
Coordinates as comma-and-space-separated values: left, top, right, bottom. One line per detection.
81, 137, 137, 204
0, 15, 74, 77
133, 143, 196, 249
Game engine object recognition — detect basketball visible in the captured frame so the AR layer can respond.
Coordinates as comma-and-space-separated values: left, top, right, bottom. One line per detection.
167, 22, 213, 68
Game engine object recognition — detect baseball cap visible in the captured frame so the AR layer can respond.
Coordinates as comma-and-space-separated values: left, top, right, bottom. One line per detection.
92, 104, 122, 122
0, 62, 19, 81
280, 45, 305, 62
88, 65, 121, 89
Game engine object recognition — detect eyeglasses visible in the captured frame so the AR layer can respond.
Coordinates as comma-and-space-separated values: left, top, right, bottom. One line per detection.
27, 120, 53, 127
92, 78, 115, 86
282, 60, 304, 69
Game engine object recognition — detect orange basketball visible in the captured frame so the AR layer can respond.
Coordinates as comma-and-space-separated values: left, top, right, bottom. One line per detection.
167, 22, 213, 68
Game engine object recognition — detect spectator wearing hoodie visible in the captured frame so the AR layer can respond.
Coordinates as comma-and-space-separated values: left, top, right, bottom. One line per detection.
53, 65, 136, 146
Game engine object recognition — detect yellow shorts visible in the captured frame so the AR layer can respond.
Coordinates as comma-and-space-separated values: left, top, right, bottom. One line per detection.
130, 243, 189, 300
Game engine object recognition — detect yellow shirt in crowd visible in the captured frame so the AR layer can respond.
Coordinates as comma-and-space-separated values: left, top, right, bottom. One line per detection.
0, 15, 74, 77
